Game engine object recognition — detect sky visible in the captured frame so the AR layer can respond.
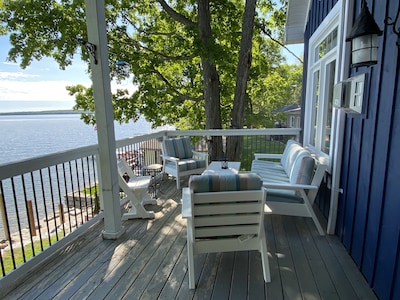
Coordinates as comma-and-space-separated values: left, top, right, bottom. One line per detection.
0, 34, 303, 112
0, 34, 91, 110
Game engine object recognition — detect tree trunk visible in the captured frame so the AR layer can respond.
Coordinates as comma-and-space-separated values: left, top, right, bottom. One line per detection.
198, 0, 223, 161
228, 0, 257, 161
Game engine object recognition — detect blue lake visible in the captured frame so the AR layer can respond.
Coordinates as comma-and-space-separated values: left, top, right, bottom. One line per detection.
0, 113, 172, 238
0, 113, 171, 165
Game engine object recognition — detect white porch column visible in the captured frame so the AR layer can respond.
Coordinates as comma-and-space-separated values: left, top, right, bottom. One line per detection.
84, 0, 125, 239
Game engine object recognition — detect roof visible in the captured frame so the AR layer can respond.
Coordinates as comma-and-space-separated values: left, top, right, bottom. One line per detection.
272, 104, 301, 114
285, 0, 311, 44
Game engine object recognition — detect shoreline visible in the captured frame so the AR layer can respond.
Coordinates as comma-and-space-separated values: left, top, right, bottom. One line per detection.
0, 110, 89, 116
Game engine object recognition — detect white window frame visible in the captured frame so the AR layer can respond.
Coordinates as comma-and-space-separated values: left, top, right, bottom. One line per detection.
304, 1, 345, 168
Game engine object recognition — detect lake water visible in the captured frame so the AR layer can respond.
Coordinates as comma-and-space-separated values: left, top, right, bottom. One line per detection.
0, 113, 172, 239
0, 113, 171, 165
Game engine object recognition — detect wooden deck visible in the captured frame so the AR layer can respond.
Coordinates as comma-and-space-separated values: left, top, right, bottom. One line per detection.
2, 176, 377, 300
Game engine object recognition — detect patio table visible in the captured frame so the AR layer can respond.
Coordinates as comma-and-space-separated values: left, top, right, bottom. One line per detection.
202, 161, 241, 175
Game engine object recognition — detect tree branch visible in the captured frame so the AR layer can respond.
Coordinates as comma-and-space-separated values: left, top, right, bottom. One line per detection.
122, 15, 175, 38
152, 66, 203, 102
113, 31, 195, 61
156, 0, 197, 27
256, 21, 303, 64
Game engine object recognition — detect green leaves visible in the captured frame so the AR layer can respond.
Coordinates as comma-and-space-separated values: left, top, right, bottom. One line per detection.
1, 0, 301, 130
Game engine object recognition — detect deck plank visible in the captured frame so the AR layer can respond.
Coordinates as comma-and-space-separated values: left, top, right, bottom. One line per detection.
5, 221, 110, 299
122, 214, 185, 299
157, 245, 190, 300
285, 216, 320, 299
248, 250, 267, 299
295, 217, 339, 299
211, 252, 235, 300
272, 214, 302, 299
101, 201, 181, 300
326, 236, 377, 300
194, 252, 222, 299
139, 221, 187, 299
265, 213, 284, 300
229, 251, 249, 300
0, 176, 377, 300
51, 220, 148, 300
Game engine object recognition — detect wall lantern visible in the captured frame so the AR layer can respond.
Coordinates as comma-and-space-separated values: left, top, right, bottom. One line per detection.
346, 0, 382, 67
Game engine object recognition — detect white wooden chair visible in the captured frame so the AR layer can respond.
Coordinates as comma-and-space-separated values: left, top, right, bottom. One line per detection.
117, 159, 156, 220
161, 136, 208, 189
182, 174, 271, 289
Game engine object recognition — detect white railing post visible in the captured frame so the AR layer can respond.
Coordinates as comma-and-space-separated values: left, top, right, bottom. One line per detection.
84, 0, 124, 239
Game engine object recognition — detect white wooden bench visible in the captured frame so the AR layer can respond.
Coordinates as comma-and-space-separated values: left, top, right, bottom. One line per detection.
251, 140, 327, 235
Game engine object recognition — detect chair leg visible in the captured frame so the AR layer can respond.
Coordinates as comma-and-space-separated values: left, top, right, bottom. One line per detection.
300, 190, 325, 235
142, 192, 157, 205
187, 240, 195, 289
122, 189, 155, 219
260, 237, 271, 283
122, 202, 155, 219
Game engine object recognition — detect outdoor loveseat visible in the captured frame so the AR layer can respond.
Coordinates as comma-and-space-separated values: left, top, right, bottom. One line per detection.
251, 140, 327, 235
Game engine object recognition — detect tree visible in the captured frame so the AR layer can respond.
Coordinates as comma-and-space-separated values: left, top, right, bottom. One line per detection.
248, 63, 303, 127
227, 0, 257, 160
0, 0, 292, 160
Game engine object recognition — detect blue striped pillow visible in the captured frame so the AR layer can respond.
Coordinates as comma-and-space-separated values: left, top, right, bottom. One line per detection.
164, 137, 193, 159
189, 173, 262, 193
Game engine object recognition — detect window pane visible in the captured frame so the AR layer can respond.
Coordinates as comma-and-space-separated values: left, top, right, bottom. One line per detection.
311, 70, 320, 147
314, 28, 338, 62
322, 61, 336, 154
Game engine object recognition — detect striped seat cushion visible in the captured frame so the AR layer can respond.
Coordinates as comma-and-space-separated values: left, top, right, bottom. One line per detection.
165, 159, 207, 172
163, 137, 193, 159
189, 173, 262, 193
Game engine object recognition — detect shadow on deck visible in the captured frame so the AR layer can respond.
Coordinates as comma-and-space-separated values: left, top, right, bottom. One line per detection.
2, 176, 377, 300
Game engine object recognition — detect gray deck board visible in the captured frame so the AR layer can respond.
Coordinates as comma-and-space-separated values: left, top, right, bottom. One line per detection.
1, 176, 377, 300
285, 217, 320, 299
229, 251, 249, 300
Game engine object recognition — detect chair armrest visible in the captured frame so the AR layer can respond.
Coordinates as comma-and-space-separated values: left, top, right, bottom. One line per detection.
192, 151, 208, 160
262, 182, 318, 191
160, 154, 180, 162
254, 153, 283, 160
181, 187, 192, 218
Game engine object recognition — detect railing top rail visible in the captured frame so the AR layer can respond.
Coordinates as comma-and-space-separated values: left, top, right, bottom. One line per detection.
0, 128, 300, 180
164, 128, 301, 137
115, 131, 165, 148
0, 144, 99, 180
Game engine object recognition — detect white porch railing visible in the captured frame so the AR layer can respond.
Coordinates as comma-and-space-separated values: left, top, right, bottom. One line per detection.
0, 128, 300, 281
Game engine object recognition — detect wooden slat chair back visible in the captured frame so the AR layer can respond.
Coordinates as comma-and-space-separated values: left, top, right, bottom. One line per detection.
117, 159, 156, 219
182, 173, 271, 289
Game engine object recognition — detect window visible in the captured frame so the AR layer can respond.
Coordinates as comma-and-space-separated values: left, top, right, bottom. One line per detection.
304, 3, 343, 166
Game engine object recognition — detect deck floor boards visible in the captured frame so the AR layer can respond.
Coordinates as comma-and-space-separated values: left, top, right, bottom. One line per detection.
2, 176, 377, 300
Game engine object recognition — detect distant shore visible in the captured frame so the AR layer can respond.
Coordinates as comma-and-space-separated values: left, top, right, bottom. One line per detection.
0, 110, 87, 116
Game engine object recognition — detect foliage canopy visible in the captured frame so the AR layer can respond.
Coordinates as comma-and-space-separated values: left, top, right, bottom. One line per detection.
0, 0, 302, 130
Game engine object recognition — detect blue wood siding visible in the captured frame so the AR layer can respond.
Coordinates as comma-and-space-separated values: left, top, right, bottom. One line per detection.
303, 1, 400, 299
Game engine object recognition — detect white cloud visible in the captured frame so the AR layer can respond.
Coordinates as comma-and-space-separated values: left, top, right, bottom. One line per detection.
0, 71, 39, 80
0, 78, 90, 101
0, 62, 138, 104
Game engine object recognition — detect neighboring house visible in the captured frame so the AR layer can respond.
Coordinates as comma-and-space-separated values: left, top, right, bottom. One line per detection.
272, 103, 301, 128
286, 1, 400, 299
